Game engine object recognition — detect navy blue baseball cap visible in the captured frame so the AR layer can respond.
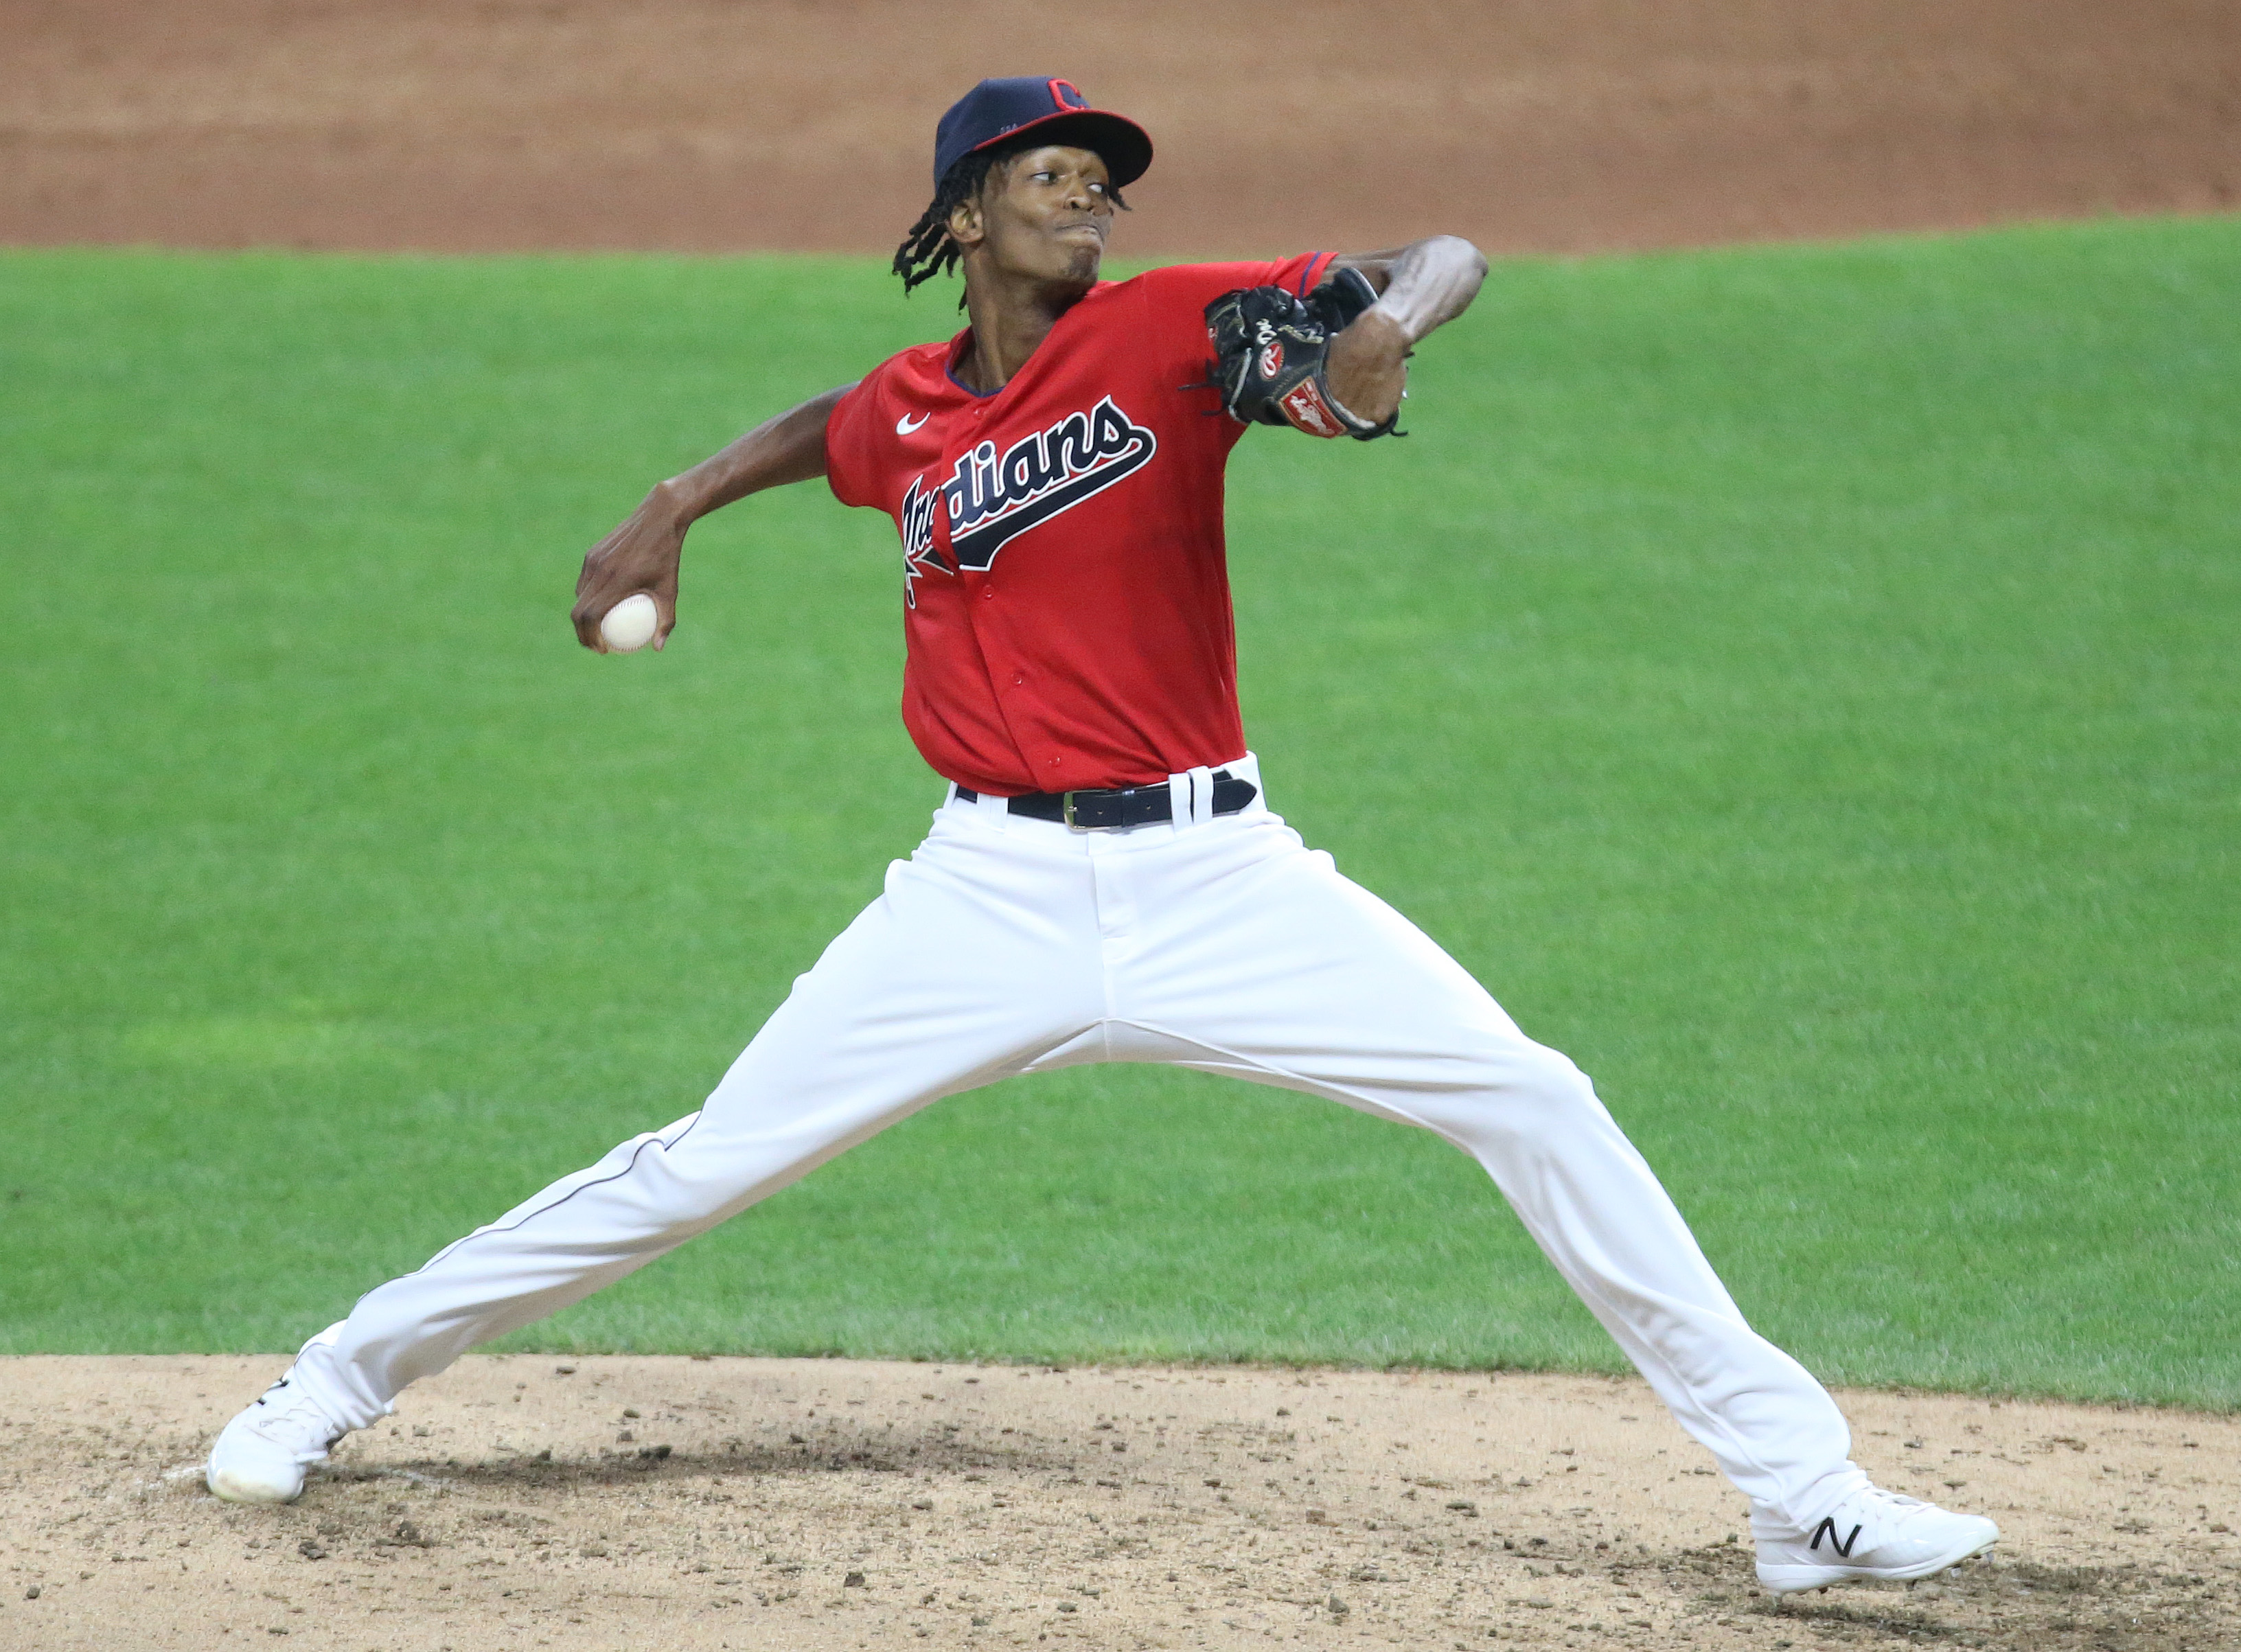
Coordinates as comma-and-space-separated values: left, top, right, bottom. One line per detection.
932, 77, 1153, 190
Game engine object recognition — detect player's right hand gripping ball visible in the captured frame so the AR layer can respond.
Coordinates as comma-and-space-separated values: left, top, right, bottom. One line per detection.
1202, 269, 1399, 441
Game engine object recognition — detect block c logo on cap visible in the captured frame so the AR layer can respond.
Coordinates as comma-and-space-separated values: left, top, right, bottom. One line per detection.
1048, 79, 1088, 111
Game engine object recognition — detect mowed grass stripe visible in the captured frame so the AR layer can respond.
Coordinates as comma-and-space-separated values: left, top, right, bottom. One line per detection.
0, 220, 2234, 1404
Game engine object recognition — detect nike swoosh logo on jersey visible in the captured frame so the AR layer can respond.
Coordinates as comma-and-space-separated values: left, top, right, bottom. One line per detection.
896, 411, 930, 435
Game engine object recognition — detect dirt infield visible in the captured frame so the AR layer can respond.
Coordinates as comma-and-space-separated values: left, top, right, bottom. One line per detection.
3, 0, 2237, 257
3, 1356, 2235, 1651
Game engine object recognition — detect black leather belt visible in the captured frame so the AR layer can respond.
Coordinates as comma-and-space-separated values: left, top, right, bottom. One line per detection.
956, 770, 1258, 831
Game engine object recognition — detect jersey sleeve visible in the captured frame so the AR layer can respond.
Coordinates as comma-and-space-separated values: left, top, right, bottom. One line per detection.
823, 371, 888, 509
1130, 254, 1337, 377
1134, 253, 1337, 315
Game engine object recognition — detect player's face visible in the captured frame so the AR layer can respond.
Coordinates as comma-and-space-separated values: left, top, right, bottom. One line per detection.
954, 145, 1115, 287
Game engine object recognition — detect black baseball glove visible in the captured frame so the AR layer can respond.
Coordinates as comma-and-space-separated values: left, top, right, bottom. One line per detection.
1201, 267, 1400, 440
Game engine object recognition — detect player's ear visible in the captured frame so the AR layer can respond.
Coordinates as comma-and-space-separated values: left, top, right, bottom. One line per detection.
947, 196, 985, 249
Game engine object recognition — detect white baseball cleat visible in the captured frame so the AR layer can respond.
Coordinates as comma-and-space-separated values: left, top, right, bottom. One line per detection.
1754, 1484, 1998, 1594
205, 1368, 350, 1504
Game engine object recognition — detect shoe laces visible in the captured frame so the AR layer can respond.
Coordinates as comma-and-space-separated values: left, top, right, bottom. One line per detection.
244, 1373, 345, 1458
1764, 1483, 1932, 1547
1837, 1484, 1938, 1537
1854, 1486, 1925, 1513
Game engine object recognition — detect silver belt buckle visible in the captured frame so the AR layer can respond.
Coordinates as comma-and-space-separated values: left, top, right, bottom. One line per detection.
1061, 790, 1088, 831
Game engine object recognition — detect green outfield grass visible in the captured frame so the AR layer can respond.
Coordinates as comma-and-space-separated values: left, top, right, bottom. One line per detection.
1, 218, 2235, 1406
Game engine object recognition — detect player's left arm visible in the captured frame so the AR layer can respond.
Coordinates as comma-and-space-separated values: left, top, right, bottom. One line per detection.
1322, 237, 1489, 427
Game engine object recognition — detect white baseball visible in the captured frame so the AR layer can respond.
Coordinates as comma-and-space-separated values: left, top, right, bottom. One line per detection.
598, 593, 660, 653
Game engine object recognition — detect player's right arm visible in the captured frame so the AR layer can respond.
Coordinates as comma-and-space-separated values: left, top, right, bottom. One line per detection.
571, 382, 855, 653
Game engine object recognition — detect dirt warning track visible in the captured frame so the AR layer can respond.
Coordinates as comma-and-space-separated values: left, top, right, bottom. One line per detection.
3, 0, 2238, 258
3, 1355, 2236, 1650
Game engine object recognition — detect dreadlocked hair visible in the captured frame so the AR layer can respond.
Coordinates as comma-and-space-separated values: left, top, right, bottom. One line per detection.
892, 141, 1129, 308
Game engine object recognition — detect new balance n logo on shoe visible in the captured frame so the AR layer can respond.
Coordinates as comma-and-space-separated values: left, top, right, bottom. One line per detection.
1809, 1517, 1863, 1557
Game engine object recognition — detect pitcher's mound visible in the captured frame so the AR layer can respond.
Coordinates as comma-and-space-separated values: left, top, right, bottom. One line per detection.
2, 1354, 2233, 1649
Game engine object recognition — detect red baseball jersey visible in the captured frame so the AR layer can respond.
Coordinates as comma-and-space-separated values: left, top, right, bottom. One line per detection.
825, 251, 1336, 796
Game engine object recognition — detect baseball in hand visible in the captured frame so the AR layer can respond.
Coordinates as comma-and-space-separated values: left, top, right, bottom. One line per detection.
598, 593, 660, 653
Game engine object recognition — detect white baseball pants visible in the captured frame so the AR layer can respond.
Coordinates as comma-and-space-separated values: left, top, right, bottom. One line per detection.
292, 753, 1865, 1528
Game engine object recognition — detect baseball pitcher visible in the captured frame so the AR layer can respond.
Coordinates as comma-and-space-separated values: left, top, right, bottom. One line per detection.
206, 76, 1996, 1595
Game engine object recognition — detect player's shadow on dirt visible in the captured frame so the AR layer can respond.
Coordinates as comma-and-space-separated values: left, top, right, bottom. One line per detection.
347, 1429, 1084, 1493
1653, 1546, 2218, 1651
